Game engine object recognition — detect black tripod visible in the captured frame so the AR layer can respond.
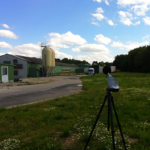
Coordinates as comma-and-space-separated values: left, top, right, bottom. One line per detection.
84, 87, 127, 150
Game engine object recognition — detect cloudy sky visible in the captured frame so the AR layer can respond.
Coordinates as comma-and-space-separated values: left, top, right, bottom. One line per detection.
0, 0, 150, 64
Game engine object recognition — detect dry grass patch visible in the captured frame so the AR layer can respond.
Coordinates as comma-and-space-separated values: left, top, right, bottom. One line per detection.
61, 134, 77, 149
128, 137, 139, 144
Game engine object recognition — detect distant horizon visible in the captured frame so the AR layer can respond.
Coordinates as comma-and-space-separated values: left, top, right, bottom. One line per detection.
0, 0, 150, 64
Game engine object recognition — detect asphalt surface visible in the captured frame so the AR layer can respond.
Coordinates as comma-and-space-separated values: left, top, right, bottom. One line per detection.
0, 75, 84, 108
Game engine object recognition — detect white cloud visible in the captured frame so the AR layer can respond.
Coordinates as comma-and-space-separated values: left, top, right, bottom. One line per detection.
47, 31, 87, 50
107, 20, 115, 25
118, 11, 140, 26
117, 0, 150, 6
48, 31, 86, 45
0, 30, 19, 39
131, 4, 150, 16
133, 21, 140, 25
105, 0, 109, 5
92, 13, 105, 21
143, 35, 150, 40
91, 22, 100, 26
10, 43, 41, 57
94, 34, 111, 44
73, 43, 113, 63
118, 11, 132, 18
118, 11, 132, 26
0, 53, 5, 56
121, 18, 133, 26
0, 42, 73, 60
93, 0, 109, 5
93, 0, 102, 2
111, 41, 149, 51
92, 8, 115, 26
55, 50, 73, 60
111, 41, 124, 48
143, 16, 150, 25
75, 52, 113, 64
2, 24, 10, 29
96, 7, 104, 13
72, 44, 110, 53
0, 42, 12, 49
0, 31, 87, 60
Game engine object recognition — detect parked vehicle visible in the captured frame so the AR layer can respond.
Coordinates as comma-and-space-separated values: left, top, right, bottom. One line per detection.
88, 68, 95, 75
14, 78, 23, 82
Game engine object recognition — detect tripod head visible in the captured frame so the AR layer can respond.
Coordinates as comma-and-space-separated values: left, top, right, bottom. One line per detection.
103, 66, 119, 92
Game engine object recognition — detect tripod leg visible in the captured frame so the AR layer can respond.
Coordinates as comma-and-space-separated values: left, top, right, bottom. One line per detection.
84, 95, 108, 150
111, 96, 127, 150
108, 96, 110, 131
109, 95, 115, 150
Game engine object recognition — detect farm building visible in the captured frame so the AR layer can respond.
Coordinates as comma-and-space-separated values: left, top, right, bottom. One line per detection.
75, 65, 117, 74
90, 65, 116, 74
0, 63, 14, 82
75, 64, 90, 74
0, 54, 79, 78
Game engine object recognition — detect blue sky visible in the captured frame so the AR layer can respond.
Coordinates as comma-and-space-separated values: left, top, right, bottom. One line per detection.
0, 0, 150, 64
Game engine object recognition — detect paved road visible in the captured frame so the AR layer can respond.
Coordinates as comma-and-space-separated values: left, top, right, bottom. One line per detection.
0, 75, 84, 108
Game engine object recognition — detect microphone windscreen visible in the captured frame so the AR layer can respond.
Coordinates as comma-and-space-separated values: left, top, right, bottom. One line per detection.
103, 66, 111, 75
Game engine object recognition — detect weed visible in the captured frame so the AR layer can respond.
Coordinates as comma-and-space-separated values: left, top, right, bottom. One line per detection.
61, 128, 71, 138
55, 114, 64, 120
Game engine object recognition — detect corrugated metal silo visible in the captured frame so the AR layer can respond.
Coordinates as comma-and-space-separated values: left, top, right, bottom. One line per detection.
42, 47, 55, 76
52, 49, 55, 67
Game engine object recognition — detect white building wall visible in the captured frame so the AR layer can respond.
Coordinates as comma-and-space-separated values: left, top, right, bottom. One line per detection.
84, 67, 89, 73
0, 54, 28, 77
111, 66, 116, 73
99, 66, 104, 73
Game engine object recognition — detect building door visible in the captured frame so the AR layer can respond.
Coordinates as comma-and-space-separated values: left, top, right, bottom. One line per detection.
2, 67, 8, 82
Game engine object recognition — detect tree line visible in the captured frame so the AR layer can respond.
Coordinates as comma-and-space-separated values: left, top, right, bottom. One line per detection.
55, 58, 90, 65
91, 61, 113, 66
113, 45, 150, 73
55, 58, 113, 66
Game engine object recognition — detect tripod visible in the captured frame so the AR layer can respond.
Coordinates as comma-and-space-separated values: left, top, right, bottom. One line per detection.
84, 87, 127, 150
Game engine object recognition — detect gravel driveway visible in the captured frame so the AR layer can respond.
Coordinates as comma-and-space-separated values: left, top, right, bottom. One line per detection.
0, 75, 84, 108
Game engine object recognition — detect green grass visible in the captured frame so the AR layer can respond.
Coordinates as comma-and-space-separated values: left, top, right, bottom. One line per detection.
54, 72, 86, 76
0, 72, 150, 149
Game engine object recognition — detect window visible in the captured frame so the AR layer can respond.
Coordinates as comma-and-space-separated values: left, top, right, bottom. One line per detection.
13, 59, 18, 64
2, 68, 7, 75
14, 64, 23, 69
14, 70, 18, 75
3, 61, 11, 64
62, 69, 71, 72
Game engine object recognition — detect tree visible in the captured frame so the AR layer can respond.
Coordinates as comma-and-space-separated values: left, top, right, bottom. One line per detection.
55, 58, 90, 65
92, 61, 98, 66
113, 45, 150, 73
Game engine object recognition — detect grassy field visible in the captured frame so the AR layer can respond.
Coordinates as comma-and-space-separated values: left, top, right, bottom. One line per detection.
54, 72, 85, 76
0, 72, 150, 149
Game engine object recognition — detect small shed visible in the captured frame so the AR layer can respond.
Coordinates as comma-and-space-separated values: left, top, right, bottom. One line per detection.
0, 63, 14, 83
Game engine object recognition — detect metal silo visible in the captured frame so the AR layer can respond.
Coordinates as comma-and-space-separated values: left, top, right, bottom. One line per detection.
51, 48, 55, 74
42, 46, 55, 76
52, 49, 55, 67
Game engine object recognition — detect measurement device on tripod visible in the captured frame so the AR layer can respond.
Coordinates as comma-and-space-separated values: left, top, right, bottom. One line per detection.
84, 66, 127, 150
107, 73, 119, 92
103, 66, 119, 92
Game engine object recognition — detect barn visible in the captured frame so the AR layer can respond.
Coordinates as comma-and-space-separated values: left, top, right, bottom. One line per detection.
0, 54, 79, 78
